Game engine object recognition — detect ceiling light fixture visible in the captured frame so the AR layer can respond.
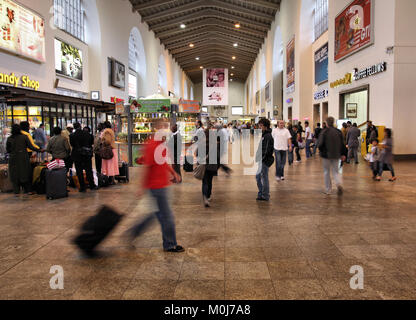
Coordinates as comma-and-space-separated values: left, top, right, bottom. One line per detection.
233, 43, 238, 47
232, 56, 236, 60
189, 43, 194, 48
231, 66, 235, 69
180, 24, 186, 29
200, 66, 203, 69
231, 73, 234, 76
235, 23, 240, 28
195, 57, 200, 60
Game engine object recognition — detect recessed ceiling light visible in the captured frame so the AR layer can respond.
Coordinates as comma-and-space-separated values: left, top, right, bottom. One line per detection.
230, 79, 233, 81
200, 66, 203, 69
180, 24, 186, 29
195, 57, 200, 60
231, 73, 234, 76
231, 66, 235, 69
189, 43, 194, 48
233, 43, 238, 47
235, 23, 240, 28
232, 56, 236, 60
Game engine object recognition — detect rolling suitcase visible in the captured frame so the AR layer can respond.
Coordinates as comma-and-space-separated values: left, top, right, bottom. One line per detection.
45, 168, 68, 200
0, 165, 13, 193
72, 205, 124, 257
115, 162, 129, 183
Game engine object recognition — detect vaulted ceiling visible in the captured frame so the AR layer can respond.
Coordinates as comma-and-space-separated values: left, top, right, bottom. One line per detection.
129, 0, 281, 84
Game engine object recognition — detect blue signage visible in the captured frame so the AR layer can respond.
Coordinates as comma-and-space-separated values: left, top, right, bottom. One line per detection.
315, 43, 328, 85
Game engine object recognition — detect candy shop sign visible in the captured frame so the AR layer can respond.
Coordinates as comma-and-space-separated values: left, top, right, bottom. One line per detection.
0, 71, 40, 90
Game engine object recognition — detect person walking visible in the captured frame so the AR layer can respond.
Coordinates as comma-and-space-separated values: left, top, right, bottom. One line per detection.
169, 124, 182, 179
346, 123, 361, 164
376, 128, 396, 182
317, 117, 347, 196
272, 120, 292, 181
366, 121, 378, 152
101, 121, 119, 185
6, 124, 42, 196
305, 121, 313, 159
313, 123, 322, 156
125, 119, 184, 253
218, 124, 232, 176
255, 119, 274, 202
33, 124, 48, 161
93, 123, 104, 174
70, 122, 97, 192
46, 127, 71, 161
62, 123, 74, 171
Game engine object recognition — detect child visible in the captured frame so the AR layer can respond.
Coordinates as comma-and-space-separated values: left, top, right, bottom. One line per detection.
369, 139, 380, 180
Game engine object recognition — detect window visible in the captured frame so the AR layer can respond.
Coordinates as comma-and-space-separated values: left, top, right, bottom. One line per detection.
54, 0, 85, 42
128, 73, 137, 99
314, 0, 328, 41
232, 107, 243, 116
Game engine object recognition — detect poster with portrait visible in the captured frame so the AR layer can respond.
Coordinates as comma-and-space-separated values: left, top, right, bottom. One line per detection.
0, 0, 45, 62
286, 37, 295, 93
335, 0, 374, 62
315, 43, 329, 84
55, 39, 83, 81
111, 59, 125, 89
203, 68, 229, 106
265, 82, 271, 102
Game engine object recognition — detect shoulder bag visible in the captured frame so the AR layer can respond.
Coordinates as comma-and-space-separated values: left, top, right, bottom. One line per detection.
99, 143, 114, 160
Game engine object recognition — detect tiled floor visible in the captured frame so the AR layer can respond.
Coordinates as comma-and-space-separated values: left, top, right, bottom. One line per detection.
1, 153, 416, 300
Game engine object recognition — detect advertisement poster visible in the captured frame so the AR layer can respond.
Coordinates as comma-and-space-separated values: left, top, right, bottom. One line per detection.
0, 0, 45, 62
132, 99, 171, 113
179, 99, 200, 113
111, 59, 125, 89
55, 39, 83, 81
115, 101, 124, 115
203, 68, 229, 106
286, 37, 295, 93
315, 43, 329, 84
335, 0, 373, 62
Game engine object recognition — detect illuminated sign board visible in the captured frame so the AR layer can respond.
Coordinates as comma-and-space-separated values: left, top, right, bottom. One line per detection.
0, 71, 39, 90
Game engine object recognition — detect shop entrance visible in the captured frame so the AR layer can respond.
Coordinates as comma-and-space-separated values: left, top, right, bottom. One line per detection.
339, 86, 369, 127
322, 102, 328, 123
313, 104, 320, 127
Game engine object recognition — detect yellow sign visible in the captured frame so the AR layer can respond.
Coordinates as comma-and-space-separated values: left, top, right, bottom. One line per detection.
0, 72, 40, 90
330, 73, 353, 88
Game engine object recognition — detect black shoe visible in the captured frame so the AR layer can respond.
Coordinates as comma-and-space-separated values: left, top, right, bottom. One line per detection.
90, 186, 99, 191
79, 188, 87, 193
256, 197, 269, 201
165, 245, 185, 253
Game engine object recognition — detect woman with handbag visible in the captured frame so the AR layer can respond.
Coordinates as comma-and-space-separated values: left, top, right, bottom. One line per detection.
101, 122, 119, 185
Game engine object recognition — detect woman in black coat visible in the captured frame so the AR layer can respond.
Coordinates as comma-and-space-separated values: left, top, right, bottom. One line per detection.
6, 124, 42, 195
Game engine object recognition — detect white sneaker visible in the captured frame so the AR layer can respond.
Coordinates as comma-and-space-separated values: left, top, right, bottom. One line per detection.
276, 177, 281, 181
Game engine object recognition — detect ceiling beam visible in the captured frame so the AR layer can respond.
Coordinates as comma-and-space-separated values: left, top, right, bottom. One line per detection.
170, 40, 259, 55
181, 56, 254, 68
132, 0, 177, 11
150, 8, 270, 32
179, 51, 255, 63
156, 17, 267, 39
236, 0, 281, 11
210, 0, 275, 21
163, 26, 263, 46
183, 60, 251, 70
140, 0, 205, 22
173, 47, 257, 60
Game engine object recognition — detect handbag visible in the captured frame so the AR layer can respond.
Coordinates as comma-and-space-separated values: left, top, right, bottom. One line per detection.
99, 143, 114, 160
193, 164, 206, 180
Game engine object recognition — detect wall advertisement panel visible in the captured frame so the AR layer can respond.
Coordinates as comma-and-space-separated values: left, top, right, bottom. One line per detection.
334, 0, 374, 62
286, 37, 295, 94
0, 0, 45, 62
54, 38, 83, 81
203, 68, 229, 106
315, 43, 329, 84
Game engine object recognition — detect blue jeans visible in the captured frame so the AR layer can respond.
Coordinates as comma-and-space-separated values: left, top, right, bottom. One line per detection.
288, 149, 294, 165
378, 162, 395, 177
256, 162, 270, 200
274, 150, 287, 178
129, 188, 177, 250
306, 139, 313, 158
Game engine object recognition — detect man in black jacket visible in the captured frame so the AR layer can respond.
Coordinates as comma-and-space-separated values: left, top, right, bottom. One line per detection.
70, 123, 97, 192
317, 117, 347, 196
255, 119, 274, 201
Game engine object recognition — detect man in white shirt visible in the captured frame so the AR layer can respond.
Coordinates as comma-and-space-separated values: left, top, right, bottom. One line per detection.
304, 121, 313, 159
272, 120, 293, 181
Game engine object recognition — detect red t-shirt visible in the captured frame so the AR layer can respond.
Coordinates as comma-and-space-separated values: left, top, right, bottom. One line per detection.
143, 137, 171, 190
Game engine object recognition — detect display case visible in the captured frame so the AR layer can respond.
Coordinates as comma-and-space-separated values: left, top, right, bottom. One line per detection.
176, 113, 198, 144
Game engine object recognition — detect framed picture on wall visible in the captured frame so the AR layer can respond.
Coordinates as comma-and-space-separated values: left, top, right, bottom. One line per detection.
255, 91, 260, 106
265, 82, 271, 102
346, 103, 358, 118
110, 58, 125, 89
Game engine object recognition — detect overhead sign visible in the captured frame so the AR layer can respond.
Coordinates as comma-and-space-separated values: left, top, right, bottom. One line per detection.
0, 0, 46, 62
179, 99, 200, 113
330, 73, 353, 88
203, 68, 229, 106
0, 71, 39, 90
132, 99, 171, 113
353, 62, 386, 81
335, 0, 374, 62
315, 43, 328, 84
286, 37, 295, 93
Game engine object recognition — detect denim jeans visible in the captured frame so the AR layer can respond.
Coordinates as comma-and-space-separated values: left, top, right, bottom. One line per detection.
378, 162, 395, 177
347, 146, 359, 164
202, 170, 216, 198
288, 150, 294, 165
129, 188, 178, 251
256, 162, 270, 200
322, 158, 343, 193
313, 140, 319, 155
306, 139, 313, 158
274, 150, 287, 178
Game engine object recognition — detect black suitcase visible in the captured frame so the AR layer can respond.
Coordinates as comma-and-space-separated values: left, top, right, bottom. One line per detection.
115, 162, 129, 183
45, 168, 68, 200
73, 206, 124, 257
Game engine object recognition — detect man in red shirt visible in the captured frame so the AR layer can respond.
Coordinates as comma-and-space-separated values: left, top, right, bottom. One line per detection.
126, 119, 184, 253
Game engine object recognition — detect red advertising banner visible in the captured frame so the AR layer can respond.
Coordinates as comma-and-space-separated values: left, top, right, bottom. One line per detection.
286, 37, 295, 93
179, 99, 200, 113
335, 0, 373, 62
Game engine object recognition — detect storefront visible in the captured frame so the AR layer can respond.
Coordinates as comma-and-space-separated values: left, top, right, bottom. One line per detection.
175, 99, 201, 145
